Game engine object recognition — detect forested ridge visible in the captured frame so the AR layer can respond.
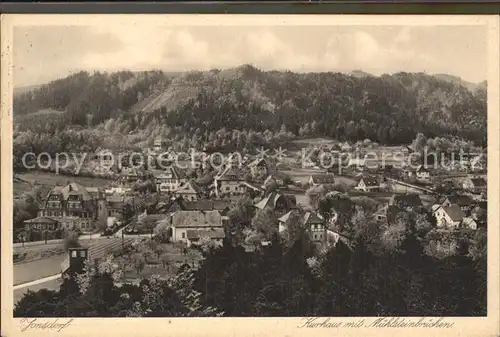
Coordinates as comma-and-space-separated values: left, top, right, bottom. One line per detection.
14, 65, 487, 147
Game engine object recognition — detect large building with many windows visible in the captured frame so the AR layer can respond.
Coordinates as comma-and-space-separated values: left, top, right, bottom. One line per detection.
37, 182, 107, 232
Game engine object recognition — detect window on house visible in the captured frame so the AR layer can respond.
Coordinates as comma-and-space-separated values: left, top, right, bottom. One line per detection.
182, 232, 185, 239
80, 251, 86, 258
71, 251, 77, 258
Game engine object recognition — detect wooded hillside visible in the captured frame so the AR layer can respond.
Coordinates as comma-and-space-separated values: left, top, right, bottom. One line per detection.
14, 65, 487, 147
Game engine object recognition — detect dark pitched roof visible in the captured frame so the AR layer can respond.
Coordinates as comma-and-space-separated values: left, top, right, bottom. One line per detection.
475, 201, 487, 210
217, 167, 244, 181
443, 205, 466, 222
254, 192, 297, 210
143, 214, 167, 221
389, 194, 423, 208
170, 166, 187, 179
359, 175, 379, 186
182, 200, 231, 211
249, 157, 268, 168
171, 210, 223, 228
107, 194, 125, 203
186, 228, 225, 240
469, 178, 487, 187
49, 182, 95, 201
176, 181, 202, 194
445, 194, 474, 207
278, 210, 324, 225
386, 205, 402, 224
24, 216, 60, 224
303, 212, 324, 225
416, 165, 429, 172
311, 174, 336, 184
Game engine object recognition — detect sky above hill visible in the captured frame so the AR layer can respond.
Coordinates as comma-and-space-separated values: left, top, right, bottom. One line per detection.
13, 24, 487, 87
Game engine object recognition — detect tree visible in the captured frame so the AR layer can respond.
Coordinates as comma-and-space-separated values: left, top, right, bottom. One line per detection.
412, 132, 427, 154
158, 253, 171, 271
280, 211, 306, 248
351, 196, 379, 214
14, 289, 62, 317
132, 253, 146, 276
198, 236, 218, 255
264, 179, 279, 195
472, 206, 487, 224
185, 248, 202, 268
251, 207, 278, 239
469, 228, 487, 263
306, 185, 328, 211
380, 221, 408, 253
349, 208, 381, 246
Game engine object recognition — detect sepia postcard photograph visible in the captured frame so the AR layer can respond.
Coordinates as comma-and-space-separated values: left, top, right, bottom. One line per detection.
1, 14, 499, 337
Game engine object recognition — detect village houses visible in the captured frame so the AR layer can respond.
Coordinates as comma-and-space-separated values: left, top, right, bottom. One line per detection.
373, 205, 401, 225
170, 210, 226, 247
442, 194, 475, 215
153, 138, 164, 152
24, 217, 63, 233
403, 165, 431, 182
248, 157, 271, 178
173, 181, 203, 201
433, 204, 467, 229
213, 167, 247, 197
415, 165, 431, 181
347, 158, 366, 171
254, 191, 298, 218
156, 166, 187, 193
309, 173, 336, 187
463, 177, 487, 194
106, 194, 130, 220
278, 210, 327, 247
34, 182, 107, 232
355, 175, 380, 192
164, 198, 232, 216
388, 194, 423, 210
94, 148, 114, 167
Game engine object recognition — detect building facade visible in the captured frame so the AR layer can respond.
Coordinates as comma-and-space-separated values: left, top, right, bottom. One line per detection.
170, 210, 224, 244
156, 167, 187, 193
355, 176, 380, 192
37, 182, 107, 232
173, 181, 202, 201
433, 205, 465, 229
249, 158, 270, 178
